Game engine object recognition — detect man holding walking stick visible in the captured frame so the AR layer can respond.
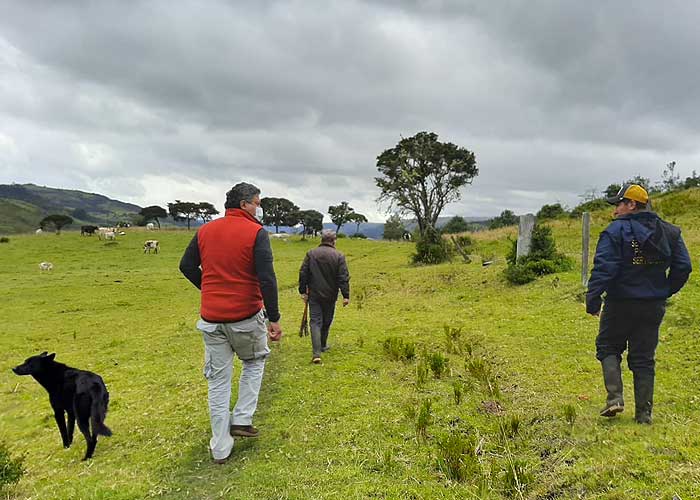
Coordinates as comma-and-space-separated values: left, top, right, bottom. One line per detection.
298, 229, 350, 364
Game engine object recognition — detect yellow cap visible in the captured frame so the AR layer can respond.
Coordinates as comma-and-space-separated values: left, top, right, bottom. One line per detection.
606, 184, 649, 205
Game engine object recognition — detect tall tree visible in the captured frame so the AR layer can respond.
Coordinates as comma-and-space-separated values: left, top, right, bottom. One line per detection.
536, 203, 566, 220
139, 205, 168, 228
328, 201, 355, 234
297, 209, 324, 240
349, 213, 368, 234
39, 214, 73, 234
375, 131, 478, 235
261, 197, 299, 233
168, 200, 199, 230
604, 184, 622, 198
382, 213, 405, 240
489, 210, 518, 229
441, 216, 470, 234
197, 202, 220, 223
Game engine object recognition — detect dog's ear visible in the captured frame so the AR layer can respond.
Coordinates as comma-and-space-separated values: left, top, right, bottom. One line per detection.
40, 351, 48, 357
47, 353, 56, 361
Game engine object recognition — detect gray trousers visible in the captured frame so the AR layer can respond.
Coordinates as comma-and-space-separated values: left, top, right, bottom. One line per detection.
197, 310, 270, 460
309, 297, 336, 357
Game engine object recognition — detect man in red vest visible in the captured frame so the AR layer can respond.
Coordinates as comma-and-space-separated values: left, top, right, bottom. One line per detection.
179, 182, 282, 464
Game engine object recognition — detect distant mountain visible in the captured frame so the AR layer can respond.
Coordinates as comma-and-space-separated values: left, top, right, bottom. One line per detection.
265, 215, 493, 240
0, 183, 143, 234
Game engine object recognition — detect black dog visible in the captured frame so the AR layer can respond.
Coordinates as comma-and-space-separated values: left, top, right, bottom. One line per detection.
12, 352, 112, 460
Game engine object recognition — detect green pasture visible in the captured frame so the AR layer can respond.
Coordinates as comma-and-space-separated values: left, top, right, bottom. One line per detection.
0, 215, 698, 499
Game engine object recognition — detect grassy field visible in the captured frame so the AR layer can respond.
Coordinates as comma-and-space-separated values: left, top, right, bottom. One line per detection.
1, 204, 699, 499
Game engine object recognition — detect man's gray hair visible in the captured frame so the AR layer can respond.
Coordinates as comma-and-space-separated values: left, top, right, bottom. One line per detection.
225, 182, 260, 209
321, 229, 337, 243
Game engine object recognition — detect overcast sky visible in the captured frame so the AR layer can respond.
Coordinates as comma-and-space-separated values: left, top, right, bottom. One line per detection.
2, 1, 700, 221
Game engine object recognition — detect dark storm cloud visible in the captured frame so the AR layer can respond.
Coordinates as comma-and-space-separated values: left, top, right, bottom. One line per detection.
1, 1, 699, 219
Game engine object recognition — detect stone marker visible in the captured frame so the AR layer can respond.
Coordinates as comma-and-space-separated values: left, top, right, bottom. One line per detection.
516, 214, 536, 259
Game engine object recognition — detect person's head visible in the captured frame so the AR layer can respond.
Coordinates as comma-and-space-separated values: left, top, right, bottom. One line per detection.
225, 182, 261, 218
606, 184, 649, 218
321, 229, 337, 246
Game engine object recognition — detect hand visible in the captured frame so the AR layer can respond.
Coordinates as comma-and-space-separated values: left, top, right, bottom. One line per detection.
300, 293, 308, 303
268, 322, 283, 341
342, 298, 350, 307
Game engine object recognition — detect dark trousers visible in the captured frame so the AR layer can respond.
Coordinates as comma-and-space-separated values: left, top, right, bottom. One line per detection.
309, 297, 336, 357
595, 299, 666, 376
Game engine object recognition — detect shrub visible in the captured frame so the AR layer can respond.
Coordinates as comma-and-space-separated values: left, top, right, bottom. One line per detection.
350, 232, 367, 239
504, 224, 573, 285
0, 442, 24, 492
427, 352, 448, 379
412, 226, 451, 265
0, 237, 9, 243
337, 233, 348, 238
435, 431, 480, 482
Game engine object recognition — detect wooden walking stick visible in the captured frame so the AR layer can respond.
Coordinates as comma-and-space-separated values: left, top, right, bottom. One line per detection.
299, 289, 310, 337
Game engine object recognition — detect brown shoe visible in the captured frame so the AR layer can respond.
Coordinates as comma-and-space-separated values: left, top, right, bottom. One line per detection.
231, 424, 259, 437
312, 357, 322, 364
212, 456, 229, 465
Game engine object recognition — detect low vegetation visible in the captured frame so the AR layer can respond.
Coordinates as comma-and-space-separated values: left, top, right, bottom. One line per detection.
1, 189, 699, 498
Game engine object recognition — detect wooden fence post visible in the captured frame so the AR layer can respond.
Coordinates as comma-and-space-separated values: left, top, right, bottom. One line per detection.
516, 214, 536, 259
581, 212, 591, 287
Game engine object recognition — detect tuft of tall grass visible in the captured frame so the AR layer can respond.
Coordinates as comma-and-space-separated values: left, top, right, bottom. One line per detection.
416, 399, 432, 441
0, 442, 25, 492
562, 404, 577, 428
466, 357, 500, 397
416, 358, 429, 387
453, 380, 464, 405
444, 325, 463, 354
502, 459, 533, 497
435, 431, 480, 482
383, 337, 416, 362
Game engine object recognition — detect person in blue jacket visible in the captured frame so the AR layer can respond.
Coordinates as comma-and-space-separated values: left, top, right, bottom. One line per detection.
587, 184, 691, 424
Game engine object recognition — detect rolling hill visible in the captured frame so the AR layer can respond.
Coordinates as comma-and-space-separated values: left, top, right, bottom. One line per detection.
0, 183, 143, 234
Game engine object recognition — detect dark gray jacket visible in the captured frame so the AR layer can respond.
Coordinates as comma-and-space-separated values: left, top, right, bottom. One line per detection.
298, 243, 350, 302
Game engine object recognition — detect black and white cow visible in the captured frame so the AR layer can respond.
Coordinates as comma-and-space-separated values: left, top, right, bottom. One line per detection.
143, 240, 160, 254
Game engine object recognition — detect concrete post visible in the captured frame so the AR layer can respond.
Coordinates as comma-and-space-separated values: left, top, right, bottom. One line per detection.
516, 214, 536, 259
581, 212, 591, 287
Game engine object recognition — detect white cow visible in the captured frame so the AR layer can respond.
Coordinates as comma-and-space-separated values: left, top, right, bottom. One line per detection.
35, 228, 43, 235
143, 240, 160, 254
97, 227, 117, 240
146, 222, 155, 230
39, 261, 53, 271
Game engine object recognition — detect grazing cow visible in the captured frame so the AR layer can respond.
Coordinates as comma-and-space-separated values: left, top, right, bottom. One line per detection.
81, 225, 99, 236
97, 228, 117, 240
35, 228, 43, 235
402, 231, 413, 241
143, 240, 160, 254
146, 222, 156, 230
39, 262, 53, 271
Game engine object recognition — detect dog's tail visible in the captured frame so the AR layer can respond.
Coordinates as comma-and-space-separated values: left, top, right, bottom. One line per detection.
91, 384, 113, 437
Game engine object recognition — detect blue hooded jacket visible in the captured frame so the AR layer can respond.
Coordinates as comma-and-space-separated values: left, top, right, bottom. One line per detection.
586, 211, 692, 314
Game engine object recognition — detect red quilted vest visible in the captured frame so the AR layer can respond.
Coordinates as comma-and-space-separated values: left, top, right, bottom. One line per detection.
197, 208, 263, 322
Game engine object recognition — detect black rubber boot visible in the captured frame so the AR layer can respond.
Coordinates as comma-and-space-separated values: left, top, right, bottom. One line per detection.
633, 373, 654, 424
600, 356, 625, 417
